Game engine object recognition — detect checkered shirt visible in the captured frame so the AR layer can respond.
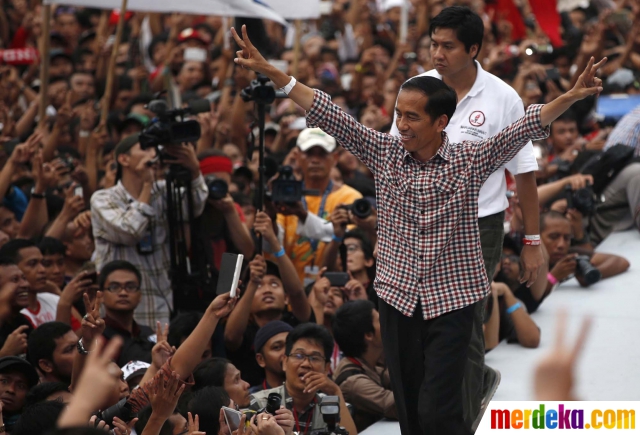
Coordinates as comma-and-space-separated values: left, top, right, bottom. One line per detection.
91, 176, 208, 326
306, 90, 549, 319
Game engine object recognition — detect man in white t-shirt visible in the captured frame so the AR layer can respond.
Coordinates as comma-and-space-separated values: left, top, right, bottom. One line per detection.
0, 240, 82, 330
390, 6, 544, 430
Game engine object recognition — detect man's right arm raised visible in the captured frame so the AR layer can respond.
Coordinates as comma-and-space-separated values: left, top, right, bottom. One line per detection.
231, 25, 391, 176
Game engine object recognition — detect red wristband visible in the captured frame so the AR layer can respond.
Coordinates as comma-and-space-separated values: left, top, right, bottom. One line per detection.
522, 238, 541, 246
547, 272, 558, 285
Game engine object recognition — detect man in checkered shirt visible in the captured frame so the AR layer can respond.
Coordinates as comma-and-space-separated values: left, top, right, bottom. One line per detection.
232, 24, 606, 435
91, 135, 208, 327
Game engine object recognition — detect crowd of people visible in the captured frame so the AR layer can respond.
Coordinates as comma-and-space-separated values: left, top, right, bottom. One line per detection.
0, 0, 638, 433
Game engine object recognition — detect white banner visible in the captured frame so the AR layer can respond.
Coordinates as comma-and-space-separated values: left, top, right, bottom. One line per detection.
477, 401, 638, 433
44, 0, 287, 24
267, 0, 320, 19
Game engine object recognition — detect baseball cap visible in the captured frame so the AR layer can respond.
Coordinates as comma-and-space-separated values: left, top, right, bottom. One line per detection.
606, 69, 636, 89
265, 260, 281, 280
0, 357, 39, 388
254, 320, 293, 354
296, 128, 336, 153
251, 122, 280, 140
121, 360, 150, 382
114, 133, 141, 159
178, 28, 210, 46
114, 133, 141, 181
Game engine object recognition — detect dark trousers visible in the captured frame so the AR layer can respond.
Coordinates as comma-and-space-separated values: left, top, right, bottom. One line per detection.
380, 299, 477, 435
461, 211, 506, 426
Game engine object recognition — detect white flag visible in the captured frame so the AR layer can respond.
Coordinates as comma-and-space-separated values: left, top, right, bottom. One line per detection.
44, 0, 287, 24
267, 0, 320, 19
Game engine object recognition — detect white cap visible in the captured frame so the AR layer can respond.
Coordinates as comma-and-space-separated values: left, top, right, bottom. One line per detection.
296, 128, 337, 153
121, 360, 151, 381
251, 122, 280, 139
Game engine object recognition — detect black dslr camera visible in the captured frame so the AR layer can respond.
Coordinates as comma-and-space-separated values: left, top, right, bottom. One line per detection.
256, 392, 282, 415
565, 183, 597, 216
271, 166, 319, 204
205, 175, 229, 201
94, 398, 133, 427
575, 255, 601, 286
338, 198, 373, 220
139, 98, 211, 151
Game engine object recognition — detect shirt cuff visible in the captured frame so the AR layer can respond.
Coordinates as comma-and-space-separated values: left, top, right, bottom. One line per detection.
134, 201, 156, 217
305, 90, 332, 129
526, 104, 551, 140
191, 173, 206, 189
296, 212, 333, 242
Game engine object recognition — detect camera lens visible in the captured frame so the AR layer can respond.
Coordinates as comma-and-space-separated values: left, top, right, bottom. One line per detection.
351, 198, 372, 219
265, 393, 282, 415
575, 255, 601, 286
206, 178, 228, 201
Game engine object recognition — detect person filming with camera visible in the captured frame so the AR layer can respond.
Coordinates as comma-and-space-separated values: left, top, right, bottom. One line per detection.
91, 133, 208, 326
231, 22, 609, 434
184, 150, 254, 310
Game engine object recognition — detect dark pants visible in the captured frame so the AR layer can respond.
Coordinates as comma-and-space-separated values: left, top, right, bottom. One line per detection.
461, 211, 506, 427
380, 299, 477, 435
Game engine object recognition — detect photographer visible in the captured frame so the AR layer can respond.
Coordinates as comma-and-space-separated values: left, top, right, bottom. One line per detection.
91, 134, 208, 326
248, 323, 358, 435
541, 211, 629, 293
589, 162, 640, 245
543, 112, 608, 181
276, 128, 362, 286
190, 151, 254, 308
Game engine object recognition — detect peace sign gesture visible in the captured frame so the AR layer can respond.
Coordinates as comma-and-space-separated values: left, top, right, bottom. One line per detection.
151, 321, 175, 370
570, 56, 607, 100
533, 310, 592, 400
81, 290, 105, 348
231, 25, 271, 76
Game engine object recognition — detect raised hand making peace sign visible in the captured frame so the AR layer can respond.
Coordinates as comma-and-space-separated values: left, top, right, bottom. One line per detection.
569, 56, 607, 100
81, 290, 106, 350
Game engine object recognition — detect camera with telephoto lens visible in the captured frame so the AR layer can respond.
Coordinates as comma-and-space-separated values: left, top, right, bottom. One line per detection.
205, 175, 229, 201
338, 198, 372, 220
94, 398, 132, 427
255, 392, 282, 416
575, 255, 601, 286
564, 183, 597, 216
139, 98, 211, 151
311, 395, 349, 435
271, 166, 319, 204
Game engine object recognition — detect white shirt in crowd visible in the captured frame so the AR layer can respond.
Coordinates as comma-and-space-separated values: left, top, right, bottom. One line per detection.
390, 61, 538, 218
21, 293, 61, 328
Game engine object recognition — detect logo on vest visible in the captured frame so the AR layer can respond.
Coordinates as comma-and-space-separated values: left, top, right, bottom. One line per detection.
469, 111, 486, 127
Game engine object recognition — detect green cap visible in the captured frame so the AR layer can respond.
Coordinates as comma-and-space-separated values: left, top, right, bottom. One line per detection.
127, 113, 150, 125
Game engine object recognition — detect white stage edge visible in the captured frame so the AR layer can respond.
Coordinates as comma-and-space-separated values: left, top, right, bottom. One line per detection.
361, 229, 640, 435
